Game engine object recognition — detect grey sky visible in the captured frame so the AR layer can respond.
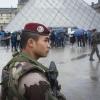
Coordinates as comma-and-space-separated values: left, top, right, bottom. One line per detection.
0, 0, 98, 8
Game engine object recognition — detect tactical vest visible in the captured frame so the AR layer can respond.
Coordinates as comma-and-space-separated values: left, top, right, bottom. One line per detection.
1, 52, 57, 100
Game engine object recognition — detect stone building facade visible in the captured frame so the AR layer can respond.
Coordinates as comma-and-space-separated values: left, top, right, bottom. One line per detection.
0, 0, 29, 31
0, 8, 17, 30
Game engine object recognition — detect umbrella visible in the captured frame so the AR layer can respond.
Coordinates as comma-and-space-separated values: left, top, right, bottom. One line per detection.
74, 28, 85, 36
55, 29, 66, 34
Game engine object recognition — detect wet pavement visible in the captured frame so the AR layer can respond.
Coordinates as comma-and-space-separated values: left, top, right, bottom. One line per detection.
0, 44, 100, 100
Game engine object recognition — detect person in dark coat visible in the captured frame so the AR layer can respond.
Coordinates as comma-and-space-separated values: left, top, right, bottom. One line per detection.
89, 29, 100, 61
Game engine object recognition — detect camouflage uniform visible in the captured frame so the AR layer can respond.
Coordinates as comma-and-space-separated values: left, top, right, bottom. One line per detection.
1, 52, 58, 100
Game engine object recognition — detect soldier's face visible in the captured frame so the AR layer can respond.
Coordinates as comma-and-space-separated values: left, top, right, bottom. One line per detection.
32, 35, 50, 58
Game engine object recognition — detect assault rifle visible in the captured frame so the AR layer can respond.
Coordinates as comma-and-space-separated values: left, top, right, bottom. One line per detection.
48, 61, 66, 100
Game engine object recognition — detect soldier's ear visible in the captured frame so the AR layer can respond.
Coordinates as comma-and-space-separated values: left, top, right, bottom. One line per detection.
27, 38, 35, 48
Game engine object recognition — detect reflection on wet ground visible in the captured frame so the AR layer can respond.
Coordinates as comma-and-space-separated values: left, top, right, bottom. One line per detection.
71, 54, 90, 61
90, 61, 100, 81
0, 44, 100, 100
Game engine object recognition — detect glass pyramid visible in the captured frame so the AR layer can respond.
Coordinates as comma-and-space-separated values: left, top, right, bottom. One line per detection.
5, 0, 100, 32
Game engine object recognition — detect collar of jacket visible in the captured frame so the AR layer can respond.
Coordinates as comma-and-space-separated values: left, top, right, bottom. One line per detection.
20, 51, 48, 72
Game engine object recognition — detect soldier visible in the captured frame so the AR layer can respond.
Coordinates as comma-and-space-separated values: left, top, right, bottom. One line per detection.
1, 22, 60, 100
89, 29, 100, 61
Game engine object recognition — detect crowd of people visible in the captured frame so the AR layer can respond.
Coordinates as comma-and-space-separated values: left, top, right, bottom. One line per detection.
0, 30, 21, 51
0, 28, 100, 51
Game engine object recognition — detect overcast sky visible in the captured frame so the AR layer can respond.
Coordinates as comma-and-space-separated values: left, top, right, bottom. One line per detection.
84, 0, 98, 4
0, 0, 18, 8
0, 0, 98, 8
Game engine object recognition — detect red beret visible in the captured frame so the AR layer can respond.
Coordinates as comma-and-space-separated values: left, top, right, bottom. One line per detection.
24, 23, 50, 35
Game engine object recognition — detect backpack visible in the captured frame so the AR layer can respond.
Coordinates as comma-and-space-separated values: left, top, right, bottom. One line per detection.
0, 52, 21, 100
1, 60, 12, 100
